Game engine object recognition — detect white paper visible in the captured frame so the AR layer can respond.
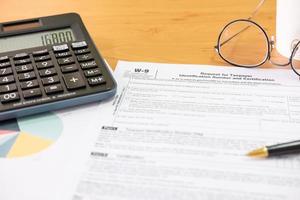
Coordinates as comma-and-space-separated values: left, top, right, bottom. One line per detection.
72, 61, 300, 200
0, 103, 103, 200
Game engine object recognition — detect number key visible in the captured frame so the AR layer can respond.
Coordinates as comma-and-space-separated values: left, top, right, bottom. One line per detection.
0, 75, 14, 84
36, 60, 53, 69
20, 80, 39, 89
18, 72, 36, 81
39, 68, 57, 77
0, 92, 20, 103
0, 83, 17, 93
0, 68, 13, 76
15, 64, 33, 73
41, 76, 60, 85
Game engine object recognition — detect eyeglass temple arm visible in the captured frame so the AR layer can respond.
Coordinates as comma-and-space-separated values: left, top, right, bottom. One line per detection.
215, 0, 266, 50
248, 0, 266, 21
215, 25, 251, 49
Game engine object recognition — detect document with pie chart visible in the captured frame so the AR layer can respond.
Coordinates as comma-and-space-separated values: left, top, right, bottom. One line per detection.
0, 113, 63, 158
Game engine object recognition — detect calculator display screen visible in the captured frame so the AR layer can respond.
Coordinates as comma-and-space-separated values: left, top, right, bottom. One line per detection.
0, 28, 75, 53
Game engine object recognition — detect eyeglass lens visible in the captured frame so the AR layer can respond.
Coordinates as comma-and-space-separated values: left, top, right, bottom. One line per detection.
218, 20, 269, 67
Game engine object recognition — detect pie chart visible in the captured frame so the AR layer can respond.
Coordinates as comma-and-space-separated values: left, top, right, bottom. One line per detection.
0, 112, 63, 158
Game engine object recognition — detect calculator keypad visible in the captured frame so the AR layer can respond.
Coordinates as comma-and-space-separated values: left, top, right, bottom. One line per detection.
0, 40, 111, 110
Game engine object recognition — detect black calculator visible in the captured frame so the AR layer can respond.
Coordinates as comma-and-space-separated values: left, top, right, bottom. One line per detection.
0, 13, 116, 121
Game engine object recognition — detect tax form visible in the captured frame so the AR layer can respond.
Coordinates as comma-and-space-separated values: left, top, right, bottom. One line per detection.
72, 61, 300, 200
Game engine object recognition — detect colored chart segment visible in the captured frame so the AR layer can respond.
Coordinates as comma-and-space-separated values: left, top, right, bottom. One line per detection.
0, 113, 63, 158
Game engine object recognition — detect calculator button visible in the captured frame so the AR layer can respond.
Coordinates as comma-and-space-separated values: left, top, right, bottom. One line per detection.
14, 59, 31, 66
0, 68, 13, 76
18, 72, 36, 81
0, 62, 11, 68
84, 68, 102, 77
71, 41, 88, 49
63, 72, 86, 90
34, 55, 51, 62
53, 44, 69, 52
57, 57, 75, 65
61, 64, 78, 73
41, 76, 60, 85
0, 56, 9, 62
15, 64, 33, 73
88, 76, 106, 86
0, 75, 15, 84
45, 84, 63, 94
33, 49, 49, 56
77, 54, 93, 62
23, 88, 42, 99
36, 60, 54, 69
55, 51, 72, 58
0, 84, 17, 93
0, 92, 20, 103
20, 80, 39, 89
39, 68, 57, 77
74, 48, 90, 55
80, 60, 97, 69
13, 53, 29, 60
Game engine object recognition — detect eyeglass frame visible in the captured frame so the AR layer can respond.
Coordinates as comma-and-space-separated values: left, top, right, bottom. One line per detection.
214, 18, 300, 76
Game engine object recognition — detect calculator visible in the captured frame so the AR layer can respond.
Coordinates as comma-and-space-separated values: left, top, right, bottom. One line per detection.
0, 13, 116, 121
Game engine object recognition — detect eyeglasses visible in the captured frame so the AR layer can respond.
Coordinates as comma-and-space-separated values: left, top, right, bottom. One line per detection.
214, 0, 300, 76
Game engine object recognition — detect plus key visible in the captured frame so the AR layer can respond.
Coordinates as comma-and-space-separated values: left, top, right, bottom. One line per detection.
63, 72, 86, 90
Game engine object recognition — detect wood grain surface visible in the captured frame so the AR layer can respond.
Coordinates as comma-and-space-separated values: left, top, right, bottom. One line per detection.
0, 0, 276, 69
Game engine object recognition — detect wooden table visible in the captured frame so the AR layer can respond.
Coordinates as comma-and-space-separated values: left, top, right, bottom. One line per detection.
0, 0, 275, 69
